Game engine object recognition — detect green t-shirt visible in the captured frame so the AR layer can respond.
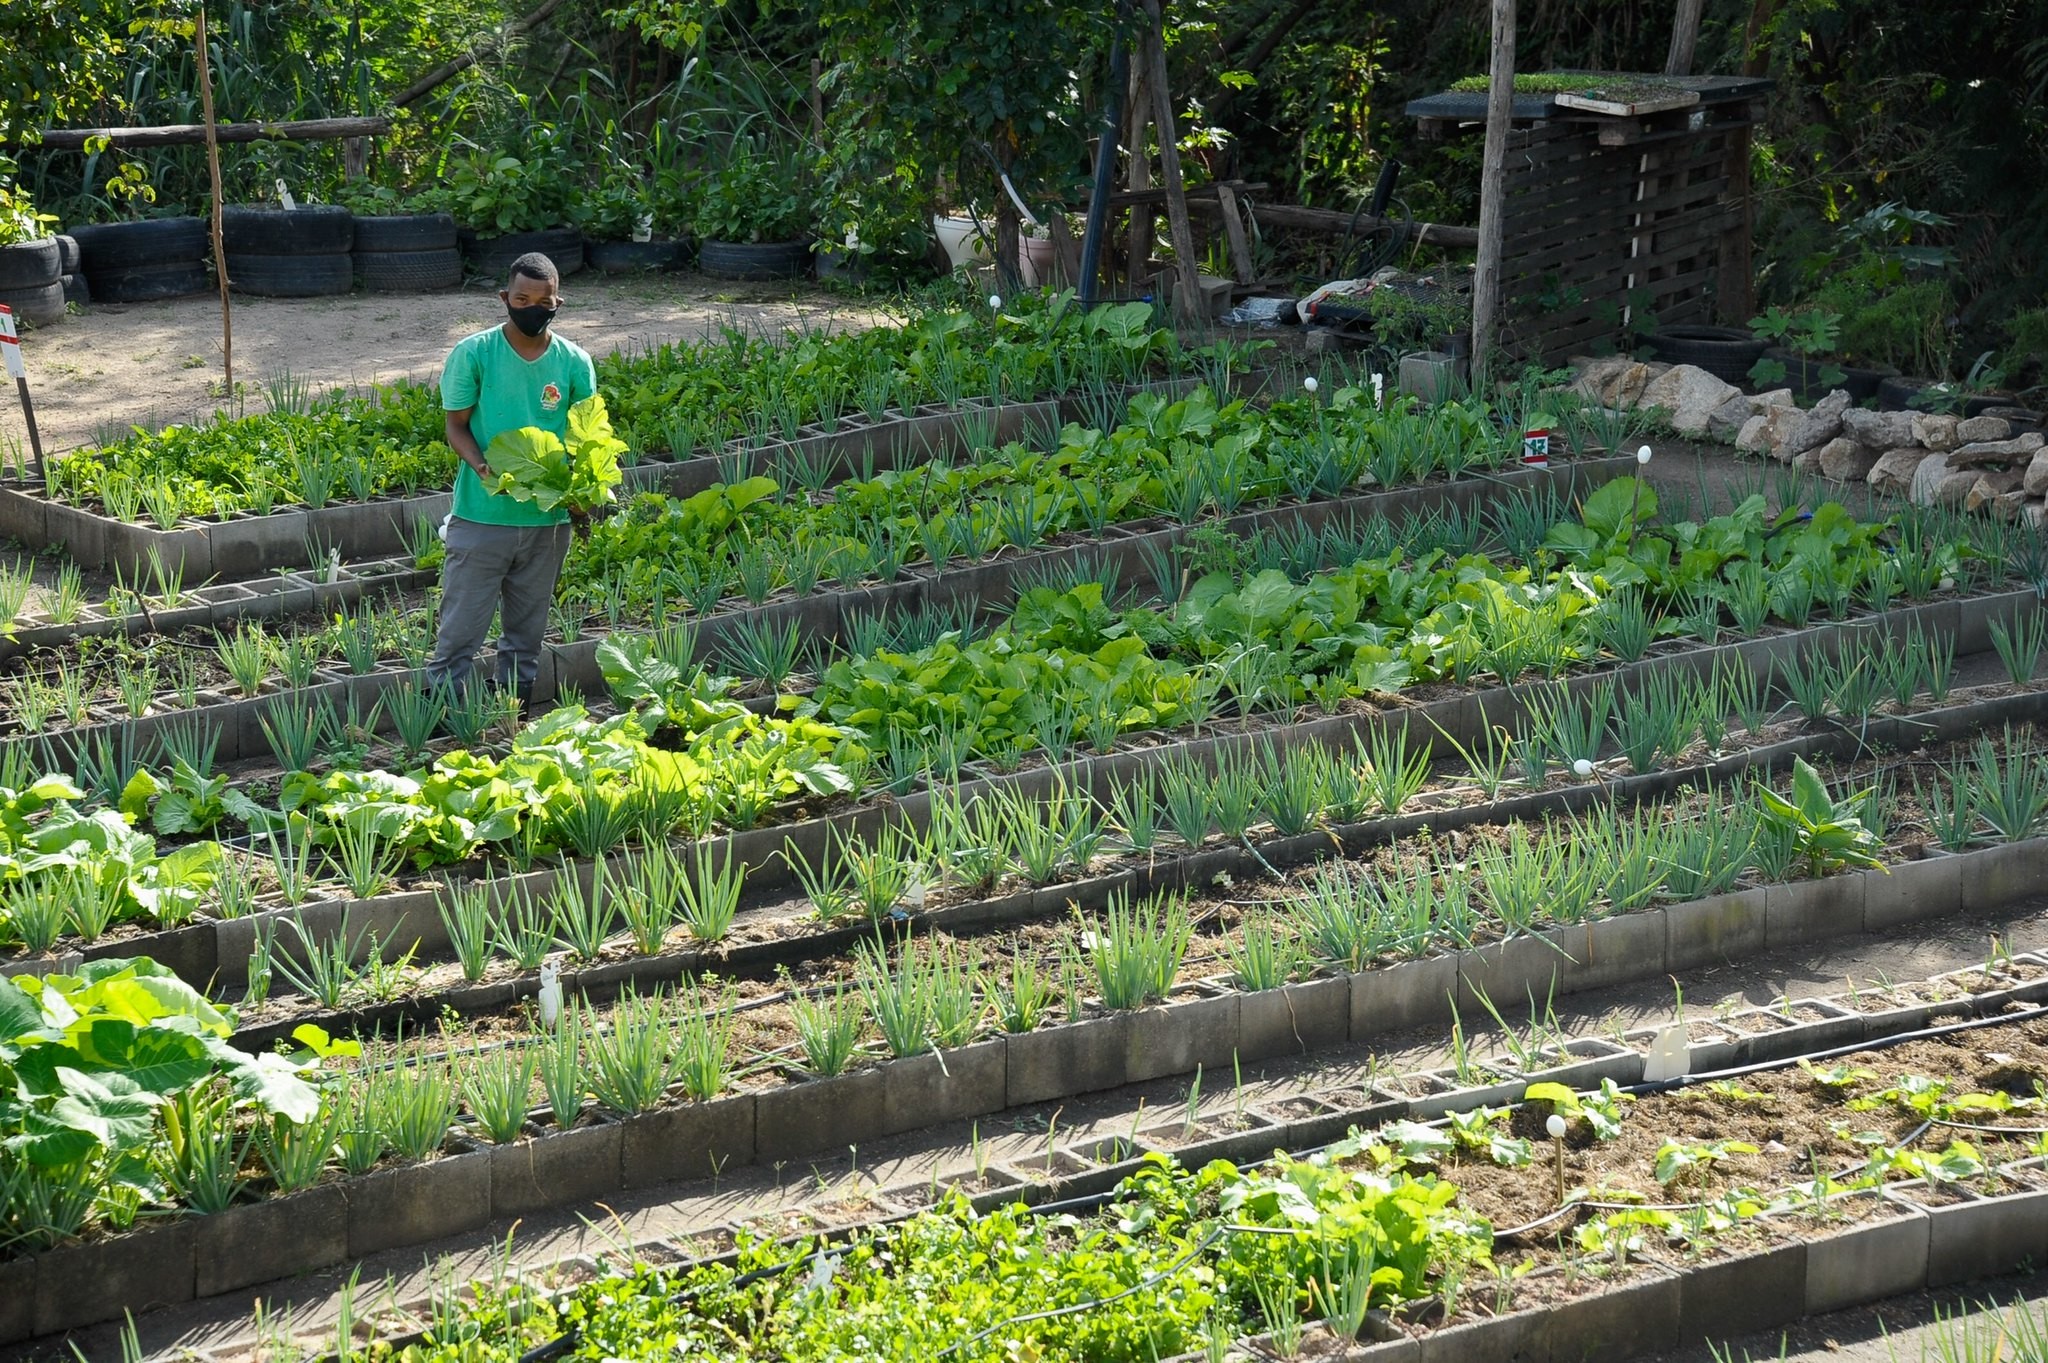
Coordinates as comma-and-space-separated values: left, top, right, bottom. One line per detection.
441, 326, 598, 526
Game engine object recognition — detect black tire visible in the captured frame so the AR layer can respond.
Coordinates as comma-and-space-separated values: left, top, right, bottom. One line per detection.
698, 237, 812, 280
354, 247, 463, 292
1641, 324, 1766, 387
1766, 348, 1895, 404
352, 213, 457, 254
460, 227, 585, 282
68, 218, 208, 270
0, 239, 59, 291
587, 238, 686, 273
54, 234, 82, 275
220, 204, 354, 256
0, 279, 66, 326
60, 272, 90, 309
1876, 375, 2006, 418
225, 251, 353, 297
90, 259, 211, 303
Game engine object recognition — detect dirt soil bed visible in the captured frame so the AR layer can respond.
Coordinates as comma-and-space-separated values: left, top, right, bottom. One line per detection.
2, 275, 891, 457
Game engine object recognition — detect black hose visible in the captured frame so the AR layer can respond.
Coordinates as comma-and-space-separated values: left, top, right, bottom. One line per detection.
456, 1001, 2048, 1363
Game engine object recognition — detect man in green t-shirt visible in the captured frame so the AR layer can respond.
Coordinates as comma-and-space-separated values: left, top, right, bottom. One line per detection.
425, 252, 597, 707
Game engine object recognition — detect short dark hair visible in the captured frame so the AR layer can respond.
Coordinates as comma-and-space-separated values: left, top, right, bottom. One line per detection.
506, 253, 560, 290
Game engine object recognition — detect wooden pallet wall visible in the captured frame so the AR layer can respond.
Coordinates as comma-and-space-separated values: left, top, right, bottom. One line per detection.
1492, 103, 1759, 365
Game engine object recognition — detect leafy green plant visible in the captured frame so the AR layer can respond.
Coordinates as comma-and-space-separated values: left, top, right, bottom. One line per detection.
484, 394, 628, 516
1754, 757, 1886, 879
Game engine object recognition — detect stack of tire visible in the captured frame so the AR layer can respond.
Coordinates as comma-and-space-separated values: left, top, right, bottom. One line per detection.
66, 218, 211, 304
353, 213, 462, 292
220, 205, 354, 297
0, 236, 66, 325
56, 235, 88, 310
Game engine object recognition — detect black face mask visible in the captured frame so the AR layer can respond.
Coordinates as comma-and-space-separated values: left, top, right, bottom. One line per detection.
506, 302, 557, 338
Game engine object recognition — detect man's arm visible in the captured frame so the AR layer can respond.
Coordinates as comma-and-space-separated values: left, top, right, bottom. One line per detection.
446, 406, 494, 487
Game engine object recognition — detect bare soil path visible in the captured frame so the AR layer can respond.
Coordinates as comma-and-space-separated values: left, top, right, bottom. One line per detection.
0, 274, 894, 456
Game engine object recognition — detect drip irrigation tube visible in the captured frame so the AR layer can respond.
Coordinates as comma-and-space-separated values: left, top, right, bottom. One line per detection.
348, 994, 2048, 1363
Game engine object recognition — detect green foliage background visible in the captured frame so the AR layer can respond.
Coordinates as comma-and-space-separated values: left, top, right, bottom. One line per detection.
8, 0, 2047, 358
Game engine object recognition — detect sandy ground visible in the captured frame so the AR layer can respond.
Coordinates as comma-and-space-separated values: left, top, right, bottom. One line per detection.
1, 274, 894, 456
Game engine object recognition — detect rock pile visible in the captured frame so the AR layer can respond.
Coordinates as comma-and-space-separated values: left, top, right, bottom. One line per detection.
1570, 357, 2047, 523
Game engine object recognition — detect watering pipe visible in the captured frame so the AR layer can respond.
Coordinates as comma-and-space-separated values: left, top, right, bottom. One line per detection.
1077, 9, 1131, 303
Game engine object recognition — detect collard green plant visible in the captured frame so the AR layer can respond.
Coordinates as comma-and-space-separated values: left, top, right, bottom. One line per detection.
485, 394, 629, 516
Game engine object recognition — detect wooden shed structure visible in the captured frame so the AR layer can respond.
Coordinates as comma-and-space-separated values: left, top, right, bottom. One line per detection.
1406, 74, 1772, 364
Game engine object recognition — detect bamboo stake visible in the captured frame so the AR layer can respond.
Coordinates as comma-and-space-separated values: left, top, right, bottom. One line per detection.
1470, 0, 1517, 385
195, 4, 233, 395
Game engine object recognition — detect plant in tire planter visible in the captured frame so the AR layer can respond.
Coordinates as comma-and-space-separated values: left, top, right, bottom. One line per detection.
449, 129, 584, 278
694, 143, 813, 280
220, 203, 355, 298
1747, 306, 1853, 401
0, 185, 62, 325
582, 164, 683, 274
334, 183, 463, 293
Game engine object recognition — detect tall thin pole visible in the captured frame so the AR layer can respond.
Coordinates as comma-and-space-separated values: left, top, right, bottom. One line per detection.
195, 5, 233, 394
1470, 0, 1517, 385
1140, 0, 1203, 326
1077, 16, 1129, 305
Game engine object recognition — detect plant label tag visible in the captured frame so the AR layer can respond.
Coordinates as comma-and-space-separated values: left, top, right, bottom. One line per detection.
275, 178, 297, 211
0, 305, 22, 380
538, 961, 562, 1028
1521, 429, 1551, 465
1642, 1022, 1689, 1082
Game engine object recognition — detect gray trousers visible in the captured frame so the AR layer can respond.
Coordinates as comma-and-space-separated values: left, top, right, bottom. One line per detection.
426, 518, 571, 695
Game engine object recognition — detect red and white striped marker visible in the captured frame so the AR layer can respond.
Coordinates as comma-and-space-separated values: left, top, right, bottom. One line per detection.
0, 304, 23, 380
0, 303, 44, 475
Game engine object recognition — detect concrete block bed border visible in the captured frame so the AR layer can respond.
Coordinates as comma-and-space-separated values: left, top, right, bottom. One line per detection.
6, 807, 2046, 1341
0, 381, 1204, 578
10, 577, 2029, 994
0, 451, 1628, 776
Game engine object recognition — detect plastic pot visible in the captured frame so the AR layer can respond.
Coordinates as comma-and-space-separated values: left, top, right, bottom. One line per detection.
1764, 347, 1896, 404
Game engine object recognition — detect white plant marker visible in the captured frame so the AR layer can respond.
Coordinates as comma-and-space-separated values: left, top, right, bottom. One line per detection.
538, 961, 562, 1028
1572, 758, 1595, 779
1637, 444, 1653, 465
1642, 1021, 1690, 1082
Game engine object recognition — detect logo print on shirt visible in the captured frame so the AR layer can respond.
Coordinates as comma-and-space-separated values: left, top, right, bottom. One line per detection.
540, 382, 563, 411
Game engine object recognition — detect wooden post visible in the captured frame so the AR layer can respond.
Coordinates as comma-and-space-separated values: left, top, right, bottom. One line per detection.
1470, 0, 1517, 382
1140, 0, 1204, 326
1665, 0, 1706, 75
195, 5, 233, 394
1122, 61, 1153, 294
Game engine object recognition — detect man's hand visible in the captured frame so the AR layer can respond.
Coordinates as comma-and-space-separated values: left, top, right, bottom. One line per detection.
568, 504, 591, 539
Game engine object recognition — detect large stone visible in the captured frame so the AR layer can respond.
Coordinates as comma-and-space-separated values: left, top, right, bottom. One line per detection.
1946, 432, 2045, 469
1759, 404, 1808, 462
1958, 414, 2014, 443
1967, 470, 2027, 513
1601, 361, 1655, 409
1707, 392, 1760, 442
1842, 408, 1916, 450
2027, 501, 2048, 531
1993, 491, 2031, 520
1909, 452, 1954, 506
1779, 389, 1853, 461
1641, 364, 1741, 436
1754, 387, 1796, 410
1868, 446, 1933, 493
1791, 443, 1825, 474
1816, 436, 1879, 483
1935, 470, 1981, 507
1912, 412, 1962, 452
1571, 355, 1637, 400
2025, 448, 2048, 497
1735, 414, 1773, 454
